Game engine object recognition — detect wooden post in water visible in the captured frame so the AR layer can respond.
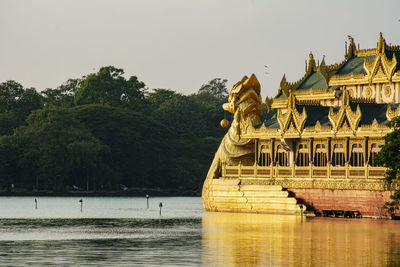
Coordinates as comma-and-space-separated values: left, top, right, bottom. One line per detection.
34, 198, 37, 209
79, 199, 83, 212
159, 202, 163, 216
300, 204, 303, 223
146, 195, 149, 209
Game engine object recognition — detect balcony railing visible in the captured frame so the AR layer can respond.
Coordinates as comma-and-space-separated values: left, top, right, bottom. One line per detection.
221, 162, 386, 180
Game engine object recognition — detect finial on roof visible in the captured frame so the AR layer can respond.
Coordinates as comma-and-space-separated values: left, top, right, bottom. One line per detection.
320, 55, 326, 67
377, 32, 385, 54
307, 52, 315, 71
345, 35, 356, 59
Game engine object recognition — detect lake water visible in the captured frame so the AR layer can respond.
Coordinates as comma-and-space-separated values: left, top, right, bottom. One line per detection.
1, 196, 400, 266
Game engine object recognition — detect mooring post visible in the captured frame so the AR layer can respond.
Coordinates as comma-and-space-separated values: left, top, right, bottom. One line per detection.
79, 199, 83, 212
159, 202, 163, 216
146, 194, 149, 209
34, 198, 37, 209
300, 204, 303, 223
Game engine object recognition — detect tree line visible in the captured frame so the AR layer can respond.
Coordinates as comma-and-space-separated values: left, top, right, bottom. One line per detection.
0, 66, 230, 193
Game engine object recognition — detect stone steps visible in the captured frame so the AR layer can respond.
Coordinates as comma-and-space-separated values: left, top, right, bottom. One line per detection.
211, 190, 289, 198
207, 178, 304, 214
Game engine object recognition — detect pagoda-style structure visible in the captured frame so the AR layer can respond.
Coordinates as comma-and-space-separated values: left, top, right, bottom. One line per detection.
202, 33, 400, 218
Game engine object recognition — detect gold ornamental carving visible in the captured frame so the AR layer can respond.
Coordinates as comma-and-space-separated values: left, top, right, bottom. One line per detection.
328, 89, 362, 134
384, 85, 392, 98
364, 33, 398, 83
277, 93, 307, 135
386, 104, 400, 121
365, 87, 372, 98
202, 74, 263, 210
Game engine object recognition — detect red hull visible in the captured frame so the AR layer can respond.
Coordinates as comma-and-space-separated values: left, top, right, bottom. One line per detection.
290, 188, 392, 218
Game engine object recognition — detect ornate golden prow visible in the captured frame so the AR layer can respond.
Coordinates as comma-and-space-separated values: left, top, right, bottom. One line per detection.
202, 74, 263, 210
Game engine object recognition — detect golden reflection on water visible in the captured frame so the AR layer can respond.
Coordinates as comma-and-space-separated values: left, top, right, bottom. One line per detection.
202, 212, 400, 267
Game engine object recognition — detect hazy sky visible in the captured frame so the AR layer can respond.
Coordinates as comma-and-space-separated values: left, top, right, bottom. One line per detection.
1, 0, 399, 98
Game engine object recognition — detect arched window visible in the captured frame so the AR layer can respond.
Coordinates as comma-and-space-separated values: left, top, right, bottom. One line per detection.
296, 144, 310, 166
369, 143, 381, 167
276, 145, 289, 167
314, 144, 327, 167
350, 144, 364, 167
259, 145, 272, 166
332, 144, 345, 167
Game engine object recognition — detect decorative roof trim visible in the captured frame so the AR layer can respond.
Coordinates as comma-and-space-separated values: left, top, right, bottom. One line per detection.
277, 93, 307, 135
328, 90, 362, 135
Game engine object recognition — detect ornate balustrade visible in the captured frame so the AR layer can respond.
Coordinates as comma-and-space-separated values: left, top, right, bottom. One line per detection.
221, 162, 386, 180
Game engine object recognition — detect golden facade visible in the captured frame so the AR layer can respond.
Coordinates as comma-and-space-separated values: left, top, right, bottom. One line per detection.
202, 33, 400, 217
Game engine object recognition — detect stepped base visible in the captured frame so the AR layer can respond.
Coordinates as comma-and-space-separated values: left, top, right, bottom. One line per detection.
203, 178, 306, 215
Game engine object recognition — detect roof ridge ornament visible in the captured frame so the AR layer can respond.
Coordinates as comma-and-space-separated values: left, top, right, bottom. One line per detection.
277, 52, 317, 97
277, 92, 307, 135
377, 32, 385, 55
363, 33, 397, 83
308, 52, 316, 72
345, 35, 356, 59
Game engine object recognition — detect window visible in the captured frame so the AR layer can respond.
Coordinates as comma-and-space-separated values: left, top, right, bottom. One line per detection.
296, 144, 310, 166
314, 144, 327, 167
332, 144, 346, 167
259, 145, 272, 166
369, 143, 381, 167
350, 144, 364, 167
276, 145, 289, 167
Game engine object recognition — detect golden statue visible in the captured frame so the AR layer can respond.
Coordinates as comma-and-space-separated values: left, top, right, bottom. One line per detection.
203, 74, 262, 210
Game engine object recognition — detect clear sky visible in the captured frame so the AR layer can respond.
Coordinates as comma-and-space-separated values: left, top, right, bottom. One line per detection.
1, 0, 399, 98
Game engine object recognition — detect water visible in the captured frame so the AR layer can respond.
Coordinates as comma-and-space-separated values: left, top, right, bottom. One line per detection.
1, 197, 400, 266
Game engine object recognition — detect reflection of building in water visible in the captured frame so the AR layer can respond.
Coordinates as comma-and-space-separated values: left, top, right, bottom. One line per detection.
202, 212, 400, 266
202, 33, 400, 218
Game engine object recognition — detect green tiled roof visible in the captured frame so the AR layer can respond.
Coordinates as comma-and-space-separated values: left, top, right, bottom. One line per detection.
336, 56, 374, 75
350, 103, 388, 125
264, 117, 280, 129
297, 72, 327, 90
296, 105, 331, 127
385, 51, 400, 72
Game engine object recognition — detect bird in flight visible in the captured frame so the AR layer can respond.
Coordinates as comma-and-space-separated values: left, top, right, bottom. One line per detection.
264, 65, 269, 74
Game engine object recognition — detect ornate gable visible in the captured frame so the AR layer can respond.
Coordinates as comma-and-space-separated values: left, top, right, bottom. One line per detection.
277, 93, 307, 135
328, 90, 362, 134
364, 33, 397, 83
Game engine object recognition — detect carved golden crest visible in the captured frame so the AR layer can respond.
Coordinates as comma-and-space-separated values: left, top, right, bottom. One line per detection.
364, 33, 398, 83
277, 93, 307, 135
365, 87, 372, 98
328, 90, 361, 134
386, 104, 400, 121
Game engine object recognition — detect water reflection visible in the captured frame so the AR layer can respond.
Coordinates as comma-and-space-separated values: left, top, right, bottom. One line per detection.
202, 212, 400, 266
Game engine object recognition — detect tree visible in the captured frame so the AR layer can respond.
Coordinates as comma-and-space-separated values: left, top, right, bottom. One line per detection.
15, 106, 108, 191
42, 78, 82, 108
146, 89, 176, 109
74, 66, 146, 109
73, 104, 173, 188
0, 81, 43, 135
377, 117, 400, 216
197, 78, 228, 102
0, 80, 24, 112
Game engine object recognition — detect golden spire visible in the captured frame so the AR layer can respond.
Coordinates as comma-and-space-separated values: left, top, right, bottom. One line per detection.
377, 32, 385, 54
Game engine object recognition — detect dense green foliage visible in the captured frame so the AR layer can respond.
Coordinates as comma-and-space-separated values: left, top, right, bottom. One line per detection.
377, 117, 400, 216
0, 68, 229, 193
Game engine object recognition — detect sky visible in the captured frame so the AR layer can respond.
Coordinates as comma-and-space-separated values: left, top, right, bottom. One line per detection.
1, 0, 400, 98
